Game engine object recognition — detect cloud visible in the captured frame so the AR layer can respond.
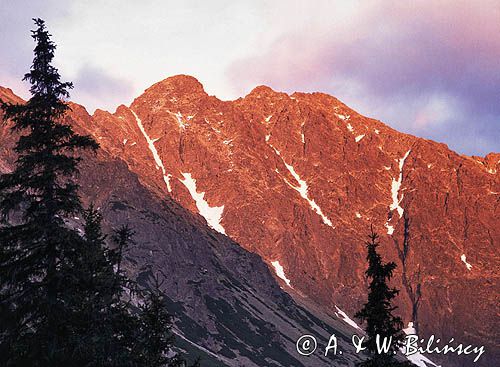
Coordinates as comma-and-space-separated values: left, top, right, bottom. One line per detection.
71, 65, 135, 113
0, 0, 71, 95
227, 0, 500, 155
1, 0, 497, 155
0, 2, 134, 113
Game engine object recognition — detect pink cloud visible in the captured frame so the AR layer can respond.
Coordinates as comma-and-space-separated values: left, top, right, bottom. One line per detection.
229, 1, 500, 97
226, 0, 500, 155
71, 64, 135, 113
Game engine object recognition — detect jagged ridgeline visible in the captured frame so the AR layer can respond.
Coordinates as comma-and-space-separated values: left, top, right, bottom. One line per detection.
0, 16, 498, 367
0, 18, 367, 367
69, 74, 497, 366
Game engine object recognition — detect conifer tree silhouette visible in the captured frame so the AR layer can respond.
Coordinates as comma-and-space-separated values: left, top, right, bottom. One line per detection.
355, 227, 415, 367
0, 18, 99, 366
0, 19, 200, 367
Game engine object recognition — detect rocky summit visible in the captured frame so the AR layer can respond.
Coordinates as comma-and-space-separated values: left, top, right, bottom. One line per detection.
1, 77, 498, 366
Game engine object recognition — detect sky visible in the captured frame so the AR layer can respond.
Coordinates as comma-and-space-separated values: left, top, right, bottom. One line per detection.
1, 0, 499, 156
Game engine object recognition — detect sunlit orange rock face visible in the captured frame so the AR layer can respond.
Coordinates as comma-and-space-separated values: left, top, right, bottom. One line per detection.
2, 78, 499, 366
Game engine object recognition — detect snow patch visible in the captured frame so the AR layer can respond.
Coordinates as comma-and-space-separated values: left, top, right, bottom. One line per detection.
131, 110, 172, 193
179, 173, 225, 234
355, 134, 365, 142
272, 147, 333, 227
335, 113, 350, 121
265, 115, 273, 123
170, 111, 187, 129
384, 166, 391, 170
335, 306, 361, 330
374, 129, 380, 134
461, 254, 472, 271
131, 142, 137, 146
355, 212, 362, 218
385, 150, 411, 234
123, 139, 128, 145
265, 134, 271, 142
300, 120, 306, 144
347, 123, 354, 132
385, 222, 395, 235
402, 322, 441, 367
271, 261, 292, 288
390, 150, 411, 218
403, 321, 416, 335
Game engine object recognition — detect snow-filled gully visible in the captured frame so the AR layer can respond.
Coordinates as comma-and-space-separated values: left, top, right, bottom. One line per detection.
271, 261, 292, 288
461, 254, 472, 271
179, 173, 226, 235
270, 145, 333, 227
385, 150, 411, 235
131, 110, 173, 193
132, 110, 226, 235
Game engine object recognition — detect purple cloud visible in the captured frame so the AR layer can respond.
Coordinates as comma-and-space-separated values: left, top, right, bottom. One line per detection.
71, 64, 135, 113
0, 0, 69, 95
0, 5, 134, 113
227, 1, 500, 155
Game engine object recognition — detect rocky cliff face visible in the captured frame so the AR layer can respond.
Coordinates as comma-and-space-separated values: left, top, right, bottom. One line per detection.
1, 79, 498, 366
0, 85, 367, 367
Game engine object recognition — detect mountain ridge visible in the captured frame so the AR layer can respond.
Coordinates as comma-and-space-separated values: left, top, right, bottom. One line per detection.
0, 92, 366, 367
104, 75, 499, 160
1, 77, 498, 367
3, 79, 498, 160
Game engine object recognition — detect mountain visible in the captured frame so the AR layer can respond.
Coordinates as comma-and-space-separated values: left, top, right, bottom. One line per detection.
1, 78, 498, 366
0, 85, 364, 367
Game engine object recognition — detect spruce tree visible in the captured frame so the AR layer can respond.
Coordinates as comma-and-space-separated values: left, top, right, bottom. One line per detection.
134, 275, 181, 367
70, 207, 138, 366
134, 275, 201, 367
355, 228, 414, 367
78, 215, 196, 367
0, 18, 200, 367
0, 18, 98, 366
107, 225, 144, 367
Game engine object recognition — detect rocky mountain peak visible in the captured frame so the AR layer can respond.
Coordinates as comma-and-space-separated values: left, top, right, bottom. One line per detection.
246, 85, 279, 97
143, 74, 207, 99
0, 80, 497, 367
